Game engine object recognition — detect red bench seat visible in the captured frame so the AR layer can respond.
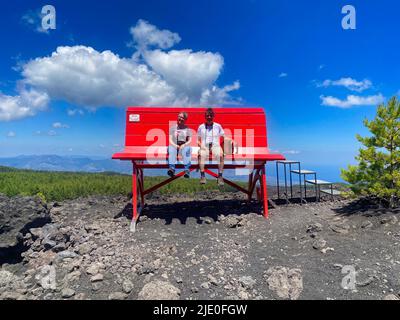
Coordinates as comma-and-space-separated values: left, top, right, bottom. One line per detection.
113, 146, 284, 161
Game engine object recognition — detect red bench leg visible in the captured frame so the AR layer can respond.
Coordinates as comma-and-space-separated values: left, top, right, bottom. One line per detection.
261, 166, 269, 218
138, 168, 145, 206
248, 170, 253, 202
131, 162, 138, 232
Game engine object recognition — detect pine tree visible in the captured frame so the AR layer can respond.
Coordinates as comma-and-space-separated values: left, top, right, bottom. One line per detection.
341, 96, 400, 208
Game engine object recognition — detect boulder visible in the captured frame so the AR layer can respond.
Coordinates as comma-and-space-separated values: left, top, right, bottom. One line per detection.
239, 276, 256, 289
222, 216, 245, 228
109, 292, 128, 300
122, 279, 134, 294
307, 223, 323, 233
312, 238, 327, 250
61, 288, 75, 298
138, 280, 180, 300
265, 266, 303, 300
0, 195, 50, 262
329, 223, 350, 234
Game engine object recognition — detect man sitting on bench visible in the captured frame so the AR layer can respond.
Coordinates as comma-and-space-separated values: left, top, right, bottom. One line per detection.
197, 108, 225, 186
168, 112, 192, 178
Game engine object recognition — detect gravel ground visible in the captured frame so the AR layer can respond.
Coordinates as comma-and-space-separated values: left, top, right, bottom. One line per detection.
1, 187, 400, 300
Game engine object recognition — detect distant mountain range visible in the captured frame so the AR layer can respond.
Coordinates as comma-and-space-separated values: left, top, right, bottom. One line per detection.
0, 155, 133, 174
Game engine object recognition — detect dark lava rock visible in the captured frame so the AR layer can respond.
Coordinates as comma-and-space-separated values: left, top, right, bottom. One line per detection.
0, 194, 50, 263
329, 223, 350, 234
361, 221, 373, 229
307, 223, 323, 234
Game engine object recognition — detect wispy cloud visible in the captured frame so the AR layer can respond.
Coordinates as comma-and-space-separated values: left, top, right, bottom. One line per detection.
278, 73, 288, 78
318, 77, 372, 92
67, 109, 84, 116
34, 130, 58, 136
270, 149, 301, 155
6, 131, 16, 138
129, 19, 181, 50
21, 9, 49, 34
52, 122, 70, 129
282, 150, 300, 155
320, 94, 384, 108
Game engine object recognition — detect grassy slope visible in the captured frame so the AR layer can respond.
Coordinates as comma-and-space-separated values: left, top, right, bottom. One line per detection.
0, 166, 245, 202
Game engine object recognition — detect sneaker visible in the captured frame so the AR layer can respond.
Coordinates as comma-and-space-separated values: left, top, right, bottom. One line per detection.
217, 176, 224, 187
167, 169, 175, 177
200, 176, 206, 184
184, 171, 190, 179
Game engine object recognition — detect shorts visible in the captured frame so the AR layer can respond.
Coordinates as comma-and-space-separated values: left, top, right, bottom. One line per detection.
199, 144, 223, 161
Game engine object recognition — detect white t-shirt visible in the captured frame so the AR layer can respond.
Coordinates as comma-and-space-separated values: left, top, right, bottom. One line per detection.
197, 122, 225, 146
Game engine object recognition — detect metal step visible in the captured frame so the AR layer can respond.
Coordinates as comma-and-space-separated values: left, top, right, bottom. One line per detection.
291, 169, 316, 174
277, 160, 300, 164
305, 179, 332, 185
320, 189, 342, 196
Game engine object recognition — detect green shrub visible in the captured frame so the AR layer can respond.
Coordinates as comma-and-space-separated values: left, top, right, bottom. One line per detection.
0, 167, 245, 201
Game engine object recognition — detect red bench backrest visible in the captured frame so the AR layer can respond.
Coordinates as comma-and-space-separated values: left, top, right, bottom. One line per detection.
124, 107, 268, 149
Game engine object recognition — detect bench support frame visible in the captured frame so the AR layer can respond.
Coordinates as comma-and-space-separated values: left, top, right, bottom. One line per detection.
129, 160, 272, 232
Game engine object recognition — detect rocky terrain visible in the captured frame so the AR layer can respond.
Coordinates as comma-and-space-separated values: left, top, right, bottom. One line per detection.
1, 188, 400, 300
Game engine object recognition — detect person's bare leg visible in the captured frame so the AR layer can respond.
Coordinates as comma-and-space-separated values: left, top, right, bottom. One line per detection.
216, 146, 224, 186
199, 149, 207, 184
199, 149, 208, 172
218, 154, 224, 175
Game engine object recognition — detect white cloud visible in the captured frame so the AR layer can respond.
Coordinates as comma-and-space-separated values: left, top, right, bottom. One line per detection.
52, 122, 70, 128
0, 87, 49, 121
271, 149, 301, 155
34, 130, 58, 136
282, 150, 300, 155
67, 108, 84, 116
130, 19, 181, 50
22, 46, 176, 107
200, 81, 241, 105
144, 49, 225, 103
320, 94, 384, 108
3, 20, 239, 121
48, 130, 57, 136
6, 131, 16, 138
319, 77, 372, 92
21, 10, 49, 34
278, 73, 288, 78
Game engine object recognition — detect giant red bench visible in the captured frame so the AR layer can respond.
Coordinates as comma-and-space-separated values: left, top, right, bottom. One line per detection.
112, 107, 285, 231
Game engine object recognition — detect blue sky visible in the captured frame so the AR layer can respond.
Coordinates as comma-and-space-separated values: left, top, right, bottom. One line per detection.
1, 0, 399, 180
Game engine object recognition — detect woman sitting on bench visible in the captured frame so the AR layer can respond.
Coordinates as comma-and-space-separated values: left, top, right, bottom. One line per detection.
167, 112, 192, 178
